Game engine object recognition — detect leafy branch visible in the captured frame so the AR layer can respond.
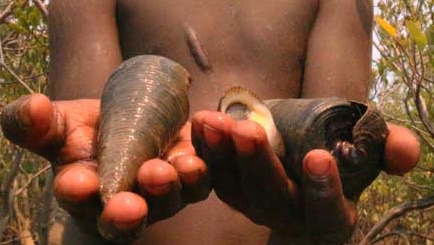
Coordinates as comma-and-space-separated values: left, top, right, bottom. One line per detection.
359, 195, 434, 245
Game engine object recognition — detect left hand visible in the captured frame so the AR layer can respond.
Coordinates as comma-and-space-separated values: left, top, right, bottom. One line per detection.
191, 110, 419, 244
0, 94, 211, 241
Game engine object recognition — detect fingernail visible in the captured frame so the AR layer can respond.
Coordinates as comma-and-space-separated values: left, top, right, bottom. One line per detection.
98, 192, 148, 242
306, 157, 331, 178
179, 169, 202, 185
54, 165, 99, 202
172, 155, 207, 185
143, 183, 172, 196
232, 133, 256, 156
203, 124, 223, 148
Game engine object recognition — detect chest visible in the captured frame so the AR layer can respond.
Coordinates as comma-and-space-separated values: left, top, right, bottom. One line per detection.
115, 0, 318, 60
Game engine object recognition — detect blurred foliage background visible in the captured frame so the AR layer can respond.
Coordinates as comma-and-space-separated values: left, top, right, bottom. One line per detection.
0, 1, 51, 244
0, 0, 433, 244
350, 0, 434, 244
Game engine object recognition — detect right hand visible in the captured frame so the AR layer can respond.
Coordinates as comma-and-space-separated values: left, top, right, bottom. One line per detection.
190, 110, 420, 244
0, 94, 211, 242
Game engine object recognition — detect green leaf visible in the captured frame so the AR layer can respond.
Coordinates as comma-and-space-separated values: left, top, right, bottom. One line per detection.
426, 24, 434, 55
406, 20, 427, 50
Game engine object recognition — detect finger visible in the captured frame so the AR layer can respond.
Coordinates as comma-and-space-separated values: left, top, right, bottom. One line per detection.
196, 112, 244, 207
137, 159, 183, 223
1, 94, 62, 153
51, 99, 100, 165
384, 123, 420, 175
138, 158, 180, 196
0, 94, 100, 165
98, 192, 148, 242
54, 161, 99, 202
231, 120, 299, 227
161, 120, 211, 203
53, 161, 101, 234
303, 150, 357, 245
172, 154, 210, 203
163, 122, 195, 163
192, 111, 234, 160
191, 110, 210, 157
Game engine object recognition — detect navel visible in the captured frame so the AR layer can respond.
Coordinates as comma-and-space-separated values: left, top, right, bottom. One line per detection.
184, 23, 213, 73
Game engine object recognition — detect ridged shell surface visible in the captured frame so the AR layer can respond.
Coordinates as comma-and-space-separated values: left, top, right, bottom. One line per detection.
266, 98, 388, 199
97, 55, 190, 204
219, 87, 388, 199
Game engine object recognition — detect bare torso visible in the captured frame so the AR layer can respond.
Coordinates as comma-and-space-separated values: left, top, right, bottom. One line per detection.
47, 0, 372, 244
116, 0, 318, 114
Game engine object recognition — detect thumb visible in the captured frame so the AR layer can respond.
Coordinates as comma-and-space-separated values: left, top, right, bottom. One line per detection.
1, 93, 63, 153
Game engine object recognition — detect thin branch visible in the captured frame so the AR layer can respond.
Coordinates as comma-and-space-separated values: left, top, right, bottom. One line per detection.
406, 232, 434, 241
404, 179, 434, 193
13, 184, 35, 245
400, 94, 434, 153
37, 169, 53, 245
32, 0, 48, 17
381, 112, 414, 125
369, 231, 411, 245
0, 237, 21, 244
0, 1, 13, 24
410, 125, 434, 152
0, 147, 24, 242
413, 82, 434, 138
403, 95, 419, 133
14, 164, 51, 196
359, 195, 434, 245
0, 61, 34, 93
2, 45, 47, 52
415, 165, 434, 173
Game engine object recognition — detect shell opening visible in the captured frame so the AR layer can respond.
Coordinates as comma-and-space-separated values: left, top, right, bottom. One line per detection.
332, 141, 363, 171
218, 86, 286, 158
324, 104, 368, 170
225, 102, 251, 120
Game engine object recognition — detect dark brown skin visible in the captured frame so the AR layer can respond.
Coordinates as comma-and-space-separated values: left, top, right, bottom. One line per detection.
0, 0, 421, 244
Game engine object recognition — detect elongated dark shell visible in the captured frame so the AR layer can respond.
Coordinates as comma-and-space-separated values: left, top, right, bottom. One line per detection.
219, 87, 388, 199
98, 55, 190, 204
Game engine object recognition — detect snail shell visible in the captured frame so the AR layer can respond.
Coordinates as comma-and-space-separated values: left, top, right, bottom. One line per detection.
219, 86, 388, 199
217, 87, 286, 158
97, 55, 190, 205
